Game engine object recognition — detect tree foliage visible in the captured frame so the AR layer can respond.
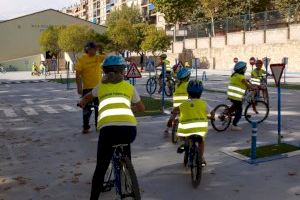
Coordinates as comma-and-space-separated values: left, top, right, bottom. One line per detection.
151, 0, 199, 24
272, 0, 300, 13
106, 5, 142, 26
141, 27, 171, 55
39, 25, 65, 55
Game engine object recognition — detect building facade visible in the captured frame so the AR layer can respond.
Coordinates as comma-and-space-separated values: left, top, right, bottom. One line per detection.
63, 0, 166, 28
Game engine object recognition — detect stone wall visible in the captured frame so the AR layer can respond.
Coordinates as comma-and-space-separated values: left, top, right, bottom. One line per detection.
167, 24, 300, 72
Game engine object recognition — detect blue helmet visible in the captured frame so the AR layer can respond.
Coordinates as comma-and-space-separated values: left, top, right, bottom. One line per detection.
187, 80, 203, 94
234, 61, 247, 72
176, 68, 191, 80
102, 55, 126, 69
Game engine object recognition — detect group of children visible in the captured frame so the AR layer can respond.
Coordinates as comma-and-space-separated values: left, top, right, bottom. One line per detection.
79, 52, 268, 199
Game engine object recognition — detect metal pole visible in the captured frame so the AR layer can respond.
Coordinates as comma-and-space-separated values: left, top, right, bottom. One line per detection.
161, 63, 166, 112
251, 121, 257, 161
278, 83, 282, 144
66, 62, 70, 90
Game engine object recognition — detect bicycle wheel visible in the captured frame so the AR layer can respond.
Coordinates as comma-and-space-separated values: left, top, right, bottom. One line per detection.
190, 143, 202, 188
102, 163, 114, 192
146, 77, 157, 95
171, 119, 178, 144
244, 100, 269, 124
211, 104, 232, 132
164, 79, 175, 97
120, 157, 141, 200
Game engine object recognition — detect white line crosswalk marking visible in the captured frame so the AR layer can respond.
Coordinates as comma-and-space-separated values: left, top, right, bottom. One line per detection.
59, 104, 78, 112
23, 107, 38, 116
0, 108, 18, 117
24, 99, 34, 105
39, 105, 59, 114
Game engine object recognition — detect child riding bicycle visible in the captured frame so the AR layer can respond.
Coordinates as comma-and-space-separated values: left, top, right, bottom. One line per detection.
227, 61, 256, 131
169, 80, 211, 166
165, 68, 191, 133
156, 54, 172, 93
250, 59, 271, 102
79, 55, 145, 200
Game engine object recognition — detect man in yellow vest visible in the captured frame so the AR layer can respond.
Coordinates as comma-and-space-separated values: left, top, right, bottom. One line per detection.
169, 80, 211, 166
76, 41, 105, 134
227, 61, 254, 131
79, 55, 144, 199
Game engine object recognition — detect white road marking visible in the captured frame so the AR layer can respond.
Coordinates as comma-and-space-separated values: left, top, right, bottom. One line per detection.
0, 108, 18, 117
59, 104, 77, 112
39, 105, 59, 114
24, 98, 34, 104
23, 107, 38, 116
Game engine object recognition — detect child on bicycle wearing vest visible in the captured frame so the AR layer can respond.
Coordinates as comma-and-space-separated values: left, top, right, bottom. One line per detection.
79, 55, 145, 200
227, 61, 256, 131
169, 80, 212, 166
165, 68, 191, 134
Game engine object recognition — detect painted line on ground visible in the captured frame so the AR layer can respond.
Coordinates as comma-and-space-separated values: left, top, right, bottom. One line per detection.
39, 105, 59, 114
22, 107, 38, 116
59, 104, 78, 112
23, 98, 34, 105
0, 108, 18, 117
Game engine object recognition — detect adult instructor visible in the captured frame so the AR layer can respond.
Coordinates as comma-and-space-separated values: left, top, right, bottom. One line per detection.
76, 42, 105, 134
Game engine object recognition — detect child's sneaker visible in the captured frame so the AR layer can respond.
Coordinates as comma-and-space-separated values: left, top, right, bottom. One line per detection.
177, 144, 185, 154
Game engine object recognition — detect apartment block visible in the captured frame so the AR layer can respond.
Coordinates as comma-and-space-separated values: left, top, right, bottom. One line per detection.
62, 0, 89, 20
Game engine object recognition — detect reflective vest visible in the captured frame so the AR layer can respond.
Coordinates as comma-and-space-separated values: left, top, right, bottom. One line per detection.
250, 69, 264, 85
177, 99, 208, 137
227, 74, 247, 101
97, 81, 137, 129
173, 81, 189, 107
163, 60, 172, 72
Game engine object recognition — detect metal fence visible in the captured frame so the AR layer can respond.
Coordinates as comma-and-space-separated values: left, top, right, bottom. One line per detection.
171, 5, 300, 39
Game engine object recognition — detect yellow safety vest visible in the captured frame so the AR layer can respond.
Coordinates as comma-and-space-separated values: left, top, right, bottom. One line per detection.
97, 81, 137, 129
163, 60, 172, 72
177, 99, 208, 138
250, 69, 265, 85
227, 74, 247, 101
173, 81, 189, 107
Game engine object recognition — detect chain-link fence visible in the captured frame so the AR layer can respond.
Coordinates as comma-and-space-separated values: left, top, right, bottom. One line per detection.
177, 5, 300, 39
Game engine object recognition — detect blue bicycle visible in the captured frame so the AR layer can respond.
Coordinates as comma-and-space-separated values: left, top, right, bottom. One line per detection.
102, 144, 141, 199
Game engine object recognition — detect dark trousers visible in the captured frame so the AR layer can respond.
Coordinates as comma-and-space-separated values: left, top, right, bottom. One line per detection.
90, 126, 137, 200
83, 89, 99, 129
229, 100, 243, 126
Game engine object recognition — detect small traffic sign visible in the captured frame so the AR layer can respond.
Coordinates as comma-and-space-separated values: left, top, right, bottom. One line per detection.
249, 57, 256, 65
126, 63, 142, 78
233, 57, 238, 63
270, 64, 285, 87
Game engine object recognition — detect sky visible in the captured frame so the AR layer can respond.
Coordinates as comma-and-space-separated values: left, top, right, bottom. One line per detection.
0, 0, 80, 20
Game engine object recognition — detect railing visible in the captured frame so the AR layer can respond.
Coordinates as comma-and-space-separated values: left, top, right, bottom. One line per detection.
167, 5, 300, 39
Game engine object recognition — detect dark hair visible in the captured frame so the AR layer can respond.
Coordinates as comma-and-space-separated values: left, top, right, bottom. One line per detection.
177, 76, 189, 87
188, 91, 201, 99
231, 69, 245, 77
102, 67, 124, 84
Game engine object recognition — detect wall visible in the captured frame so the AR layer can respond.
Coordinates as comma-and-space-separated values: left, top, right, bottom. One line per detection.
0, 9, 106, 62
166, 24, 300, 72
1, 54, 42, 71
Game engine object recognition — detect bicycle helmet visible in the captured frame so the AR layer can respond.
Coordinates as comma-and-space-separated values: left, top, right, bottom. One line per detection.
160, 54, 167, 59
84, 41, 96, 52
256, 60, 263, 66
187, 80, 203, 94
176, 68, 191, 80
234, 61, 247, 72
102, 55, 126, 70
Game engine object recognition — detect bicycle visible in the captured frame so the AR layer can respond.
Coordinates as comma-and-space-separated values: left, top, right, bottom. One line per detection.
146, 70, 175, 97
180, 135, 203, 188
77, 104, 141, 199
211, 88, 269, 132
102, 144, 141, 199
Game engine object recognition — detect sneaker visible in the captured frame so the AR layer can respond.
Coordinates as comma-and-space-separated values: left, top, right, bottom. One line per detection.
177, 145, 185, 154
231, 125, 242, 131
82, 128, 90, 134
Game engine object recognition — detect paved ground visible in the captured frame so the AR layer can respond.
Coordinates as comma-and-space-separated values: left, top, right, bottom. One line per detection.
0, 72, 299, 200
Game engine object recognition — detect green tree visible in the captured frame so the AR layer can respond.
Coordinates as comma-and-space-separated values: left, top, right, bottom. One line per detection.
141, 27, 171, 56
132, 23, 149, 55
39, 25, 65, 56
106, 5, 142, 26
107, 19, 137, 53
58, 24, 94, 61
272, 0, 300, 20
